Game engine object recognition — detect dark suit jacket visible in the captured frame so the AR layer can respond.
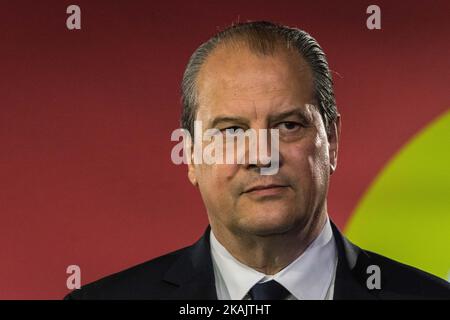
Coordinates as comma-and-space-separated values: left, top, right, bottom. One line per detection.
65, 222, 450, 300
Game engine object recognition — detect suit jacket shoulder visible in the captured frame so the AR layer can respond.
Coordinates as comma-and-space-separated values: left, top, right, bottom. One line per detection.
354, 247, 450, 299
65, 246, 189, 300
65, 229, 218, 300
331, 222, 449, 300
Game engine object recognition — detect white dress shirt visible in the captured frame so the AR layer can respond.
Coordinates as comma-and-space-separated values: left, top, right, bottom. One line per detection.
210, 217, 338, 300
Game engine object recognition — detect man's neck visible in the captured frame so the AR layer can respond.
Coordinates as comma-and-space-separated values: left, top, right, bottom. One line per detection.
210, 212, 327, 275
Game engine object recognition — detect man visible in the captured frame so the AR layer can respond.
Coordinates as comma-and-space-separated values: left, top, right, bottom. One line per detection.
65, 21, 450, 300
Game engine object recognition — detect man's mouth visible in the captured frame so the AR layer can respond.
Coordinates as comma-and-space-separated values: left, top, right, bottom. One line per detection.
242, 184, 289, 196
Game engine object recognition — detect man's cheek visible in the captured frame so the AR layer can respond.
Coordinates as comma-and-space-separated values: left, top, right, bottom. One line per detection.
284, 144, 325, 187
283, 143, 312, 167
214, 163, 240, 181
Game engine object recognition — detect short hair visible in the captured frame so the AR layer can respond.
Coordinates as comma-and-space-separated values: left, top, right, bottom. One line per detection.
181, 21, 338, 136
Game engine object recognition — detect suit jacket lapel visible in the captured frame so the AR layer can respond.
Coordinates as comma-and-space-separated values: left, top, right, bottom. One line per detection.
163, 226, 218, 299
331, 221, 379, 300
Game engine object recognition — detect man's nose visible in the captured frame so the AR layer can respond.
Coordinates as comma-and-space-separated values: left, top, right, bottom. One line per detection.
242, 128, 281, 173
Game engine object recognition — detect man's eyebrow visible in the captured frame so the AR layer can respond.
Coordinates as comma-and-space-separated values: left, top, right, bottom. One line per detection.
209, 108, 312, 128
269, 108, 312, 124
210, 116, 249, 128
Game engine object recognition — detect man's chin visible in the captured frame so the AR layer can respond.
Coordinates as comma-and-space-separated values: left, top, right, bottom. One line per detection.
236, 213, 297, 237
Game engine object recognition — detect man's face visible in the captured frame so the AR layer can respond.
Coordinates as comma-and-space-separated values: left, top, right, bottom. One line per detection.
188, 44, 339, 237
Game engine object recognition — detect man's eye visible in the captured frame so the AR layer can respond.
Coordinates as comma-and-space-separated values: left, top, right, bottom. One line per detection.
277, 122, 301, 131
221, 126, 244, 134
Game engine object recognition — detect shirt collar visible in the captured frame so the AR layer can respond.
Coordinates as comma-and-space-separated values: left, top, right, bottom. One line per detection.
210, 217, 337, 300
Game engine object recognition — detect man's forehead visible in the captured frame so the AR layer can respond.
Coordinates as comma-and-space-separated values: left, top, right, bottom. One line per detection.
197, 44, 311, 89
196, 44, 313, 107
195, 45, 315, 124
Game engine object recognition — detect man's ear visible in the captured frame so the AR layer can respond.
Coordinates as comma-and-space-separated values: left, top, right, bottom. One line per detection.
187, 162, 198, 187
328, 114, 341, 175
185, 136, 198, 187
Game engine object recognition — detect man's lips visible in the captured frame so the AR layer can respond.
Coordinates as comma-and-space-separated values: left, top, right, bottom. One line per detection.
242, 184, 289, 194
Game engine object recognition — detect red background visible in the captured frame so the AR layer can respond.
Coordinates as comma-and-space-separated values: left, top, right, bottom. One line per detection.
0, 0, 448, 299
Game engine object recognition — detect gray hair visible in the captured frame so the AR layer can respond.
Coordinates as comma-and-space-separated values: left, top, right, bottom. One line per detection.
181, 21, 338, 136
